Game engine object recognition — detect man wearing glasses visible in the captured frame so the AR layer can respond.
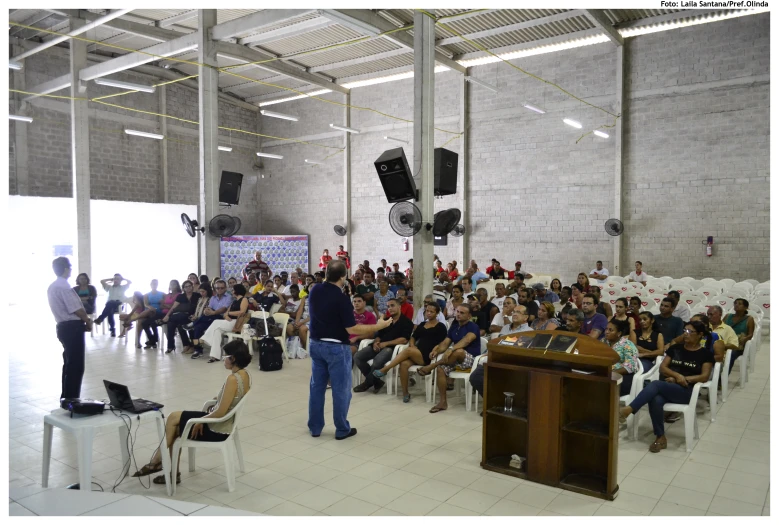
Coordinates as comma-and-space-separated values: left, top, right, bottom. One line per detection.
188, 280, 232, 357
581, 293, 608, 339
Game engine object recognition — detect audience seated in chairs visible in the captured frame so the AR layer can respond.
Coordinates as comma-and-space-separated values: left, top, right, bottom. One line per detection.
445, 284, 465, 320
655, 297, 685, 350
488, 297, 517, 337
189, 280, 232, 357
418, 305, 481, 414
73, 273, 97, 315
531, 301, 560, 331
556, 287, 574, 321
604, 318, 640, 396
619, 320, 714, 453
187, 273, 199, 289
142, 279, 180, 349
374, 279, 395, 317
117, 292, 154, 340
628, 296, 642, 319
498, 305, 532, 337
667, 290, 691, 322
570, 283, 584, 309
491, 282, 509, 311
249, 280, 281, 313
349, 295, 377, 355
506, 272, 525, 295
516, 289, 539, 324
577, 273, 591, 293
226, 277, 237, 295
198, 284, 249, 363
395, 288, 414, 321
96, 273, 132, 337
131, 340, 252, 485
162, 280, 199, 354
635, 311, 665, 372
557, 308, 584, 333
667, 313, 725, 363
353, 298, 413, 394
532, 282, 560, 304
373, 302, 448, 403
724, 298, 755, 361
707, 305, 741, 373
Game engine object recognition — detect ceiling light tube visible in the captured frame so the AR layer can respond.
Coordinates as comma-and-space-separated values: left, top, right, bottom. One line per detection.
330, 124, 360, 134
304, 159, 320, 165
257, 152, 283, 159
563, 118, 582, 129
522, 102, 546, 114
260, 109, 299, 121
124, 129, 164, 140
593, 130, 610, 139
384, 136, 409, 145
9, 114, 33, 123
9, 61, 23, 70
218, 146, 233, 152
464, 76, 498, 93
94, 78, 155, 93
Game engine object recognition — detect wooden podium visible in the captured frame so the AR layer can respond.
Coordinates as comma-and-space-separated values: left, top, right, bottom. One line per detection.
481, 330, 621, 501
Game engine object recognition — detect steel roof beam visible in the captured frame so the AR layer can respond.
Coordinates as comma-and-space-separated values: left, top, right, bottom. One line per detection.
239, 17, 334, 45
584, 9, 623, 46
211, 9, 316, 41
435, 10, 586, 46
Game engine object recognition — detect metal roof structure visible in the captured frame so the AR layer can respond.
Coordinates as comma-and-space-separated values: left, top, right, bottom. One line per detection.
8, 8, 766, 108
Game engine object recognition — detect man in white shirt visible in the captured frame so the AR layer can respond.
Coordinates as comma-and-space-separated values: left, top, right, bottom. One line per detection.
488, 297, 517, 337
491, 282, 509, 311
666, 290, 691, 322
628, 260, 648, 286
588, 261, 610, 281
413, 295, 447, 327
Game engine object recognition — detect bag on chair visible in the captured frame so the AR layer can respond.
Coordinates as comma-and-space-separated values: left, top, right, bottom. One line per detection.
248, 314, 282, 337
256, 308, 283, 371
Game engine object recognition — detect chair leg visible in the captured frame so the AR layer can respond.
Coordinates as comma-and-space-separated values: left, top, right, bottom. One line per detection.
223, 445, 236, 493
465, 383, 472, 412
188, 448, 196, 472
425, 375, 433, 404
709, 386, 717, 422
171, 442, 182, 496
386, 368, 394, 396
721, 369, 729, 403
683, 411, 695, 452
233, 429, 246, 473
739, 357, 748, 387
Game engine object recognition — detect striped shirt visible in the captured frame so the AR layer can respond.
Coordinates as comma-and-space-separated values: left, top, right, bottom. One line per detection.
48, 277, 84, 323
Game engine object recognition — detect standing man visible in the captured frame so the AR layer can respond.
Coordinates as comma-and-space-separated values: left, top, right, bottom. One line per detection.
95, 273, 131, 337
243, 250, 270, 280
308, 260, 391, 440
48, 257, 93, 400
589, 261, 610, 282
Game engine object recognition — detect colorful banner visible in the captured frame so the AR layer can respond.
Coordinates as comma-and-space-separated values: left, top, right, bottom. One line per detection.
220, 235, 309, 279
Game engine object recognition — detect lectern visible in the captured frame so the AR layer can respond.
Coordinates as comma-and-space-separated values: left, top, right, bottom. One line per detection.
481, 330, 621, 500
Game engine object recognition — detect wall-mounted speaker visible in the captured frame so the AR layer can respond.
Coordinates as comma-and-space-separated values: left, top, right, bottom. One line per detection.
219, 171, 243, 205
434, 148, 458, 197
374, 148, 417, 203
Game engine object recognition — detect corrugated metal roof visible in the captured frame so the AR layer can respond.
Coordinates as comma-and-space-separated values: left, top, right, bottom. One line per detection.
602, 9, 682, 25
324, 54, 414, 79
235, 11, 322, 40
259, 25, 365, 56
294, 38, 402, 69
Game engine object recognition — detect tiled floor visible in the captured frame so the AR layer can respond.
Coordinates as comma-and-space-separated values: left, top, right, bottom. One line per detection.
8, 316, 771, 516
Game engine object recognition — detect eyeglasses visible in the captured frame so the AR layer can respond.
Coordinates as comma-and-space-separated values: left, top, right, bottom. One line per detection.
683, 329, 698, 335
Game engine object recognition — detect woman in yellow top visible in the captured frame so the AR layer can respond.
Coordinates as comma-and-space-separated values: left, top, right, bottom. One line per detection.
132, 340, 252, 485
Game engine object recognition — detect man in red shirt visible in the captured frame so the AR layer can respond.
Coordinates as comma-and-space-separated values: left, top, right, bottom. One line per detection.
242, 250, 271, 280
361, 260, 375, 279
349, 295, 377, 354
395, 289, 414, 321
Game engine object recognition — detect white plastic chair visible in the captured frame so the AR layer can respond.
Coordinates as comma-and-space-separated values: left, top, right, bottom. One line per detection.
663, 381, 704, 453
646, 283, 668, 295
688, 280, 705, 290
432, 342, 487, 410
742, 279, 760, 289
681, 291, 705, 308
393, 344, 435, 403
698, 286, 722, 299
698, 361, 722, 423
720, 342, 750, 403
669, 283, 694, 295
620, 359, 645, 439
712, 296, 735, 312
471, 354, 488, 414
700, 278, 718, 286
171, 389, 251, 495
353, 338, 375, 386
718, 278, 736, 291
679, 277, 695, 283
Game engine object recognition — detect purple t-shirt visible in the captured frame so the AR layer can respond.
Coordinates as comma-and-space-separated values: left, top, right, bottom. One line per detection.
582, 313, 608, 338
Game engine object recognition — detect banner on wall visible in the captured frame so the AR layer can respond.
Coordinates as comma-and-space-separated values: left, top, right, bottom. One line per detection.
220, 235, 309, 279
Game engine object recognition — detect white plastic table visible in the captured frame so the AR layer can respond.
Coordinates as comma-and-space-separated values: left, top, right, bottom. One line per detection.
42, 407, 172, 495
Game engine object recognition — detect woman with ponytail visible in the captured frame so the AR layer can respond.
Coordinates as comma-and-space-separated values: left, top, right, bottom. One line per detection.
618, 320, 714, 453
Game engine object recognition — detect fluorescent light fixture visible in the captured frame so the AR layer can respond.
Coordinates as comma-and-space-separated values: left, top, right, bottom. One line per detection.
464, 76, 498, 93
522, 102, 546, 114
260, 109, 299, 122
218, 146, 233, 152
304, 159, 320, 165
593, 130, 610, 139
258, 89, 330, 107
330, 124, 360, 134
9, 61, 23, 70
9, 114, 33, 123
257, 152, 283, 159
460, 34, 610, 68
618, 8, 770, 38
563, 118, 582, 129
124, 129, 164, 140
384, 136, 409, 145
94, 78, 155, 93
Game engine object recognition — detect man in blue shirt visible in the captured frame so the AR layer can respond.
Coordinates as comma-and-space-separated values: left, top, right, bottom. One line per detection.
418, 304, 481, 414
458, 267, 490, 290
189, 279, 232, 358
531, 282, 560, 304
308, 260, 391, 440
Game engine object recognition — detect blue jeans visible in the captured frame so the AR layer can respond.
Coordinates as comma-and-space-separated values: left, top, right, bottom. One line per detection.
308, 339, 352, 438
629, 380, 693, 437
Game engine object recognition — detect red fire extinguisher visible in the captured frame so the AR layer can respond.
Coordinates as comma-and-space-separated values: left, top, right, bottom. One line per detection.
402, 238, 409, 252
706, 236, 713, 257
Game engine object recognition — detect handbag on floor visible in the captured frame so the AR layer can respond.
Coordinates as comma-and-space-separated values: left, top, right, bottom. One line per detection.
256, 311, 283, 371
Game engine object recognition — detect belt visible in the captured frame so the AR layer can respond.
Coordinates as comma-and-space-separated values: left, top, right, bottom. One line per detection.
57, 319, 84, 326
318, 338, 343, 344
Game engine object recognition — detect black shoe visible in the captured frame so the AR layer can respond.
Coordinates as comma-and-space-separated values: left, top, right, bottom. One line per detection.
665, 412, 682, 423
165, 348, 174, 354
335, 428, 357, 441
95, 316, 104, 325
353, 383, 369, 393
207, 357, 219, 363
144, 341, 154, 349
191, 352, 202, 359
373, 380, 385, 393
110, 331, 116, 337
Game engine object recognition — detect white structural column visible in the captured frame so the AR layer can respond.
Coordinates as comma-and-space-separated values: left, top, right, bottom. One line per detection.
70, 18, 92, 275
411, 9, 435, 312
459, 70, 470, 267
343, 92, 352, 270
612, 46, 625, 275
198, 9, 221, 276
12, 45, 30, 195
159, 85, 169, 203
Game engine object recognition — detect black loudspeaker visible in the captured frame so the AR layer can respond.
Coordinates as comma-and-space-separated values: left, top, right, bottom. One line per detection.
219, 171, 243, 205
374, 148, 417, 203
434, 148, 458, 196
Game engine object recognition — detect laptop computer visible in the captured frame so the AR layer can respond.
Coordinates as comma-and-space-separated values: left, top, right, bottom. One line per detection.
103, 380, 164, 414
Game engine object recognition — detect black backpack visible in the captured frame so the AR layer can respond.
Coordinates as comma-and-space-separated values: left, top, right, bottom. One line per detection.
258, 336, 283, 371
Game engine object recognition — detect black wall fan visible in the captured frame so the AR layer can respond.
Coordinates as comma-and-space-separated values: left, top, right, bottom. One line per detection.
181, 213, 204, 237
433, 209, 462, 237
209, 214, 241, 238
389, 201, 423, 237
450, 224, 465, 237
334, 225, 347, 236
605, 218, 624, 236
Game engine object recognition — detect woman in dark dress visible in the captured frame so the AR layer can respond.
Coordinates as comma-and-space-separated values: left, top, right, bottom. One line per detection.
635, 311, 665, 372
372, 303, 447, 403
73, 273, 97, 315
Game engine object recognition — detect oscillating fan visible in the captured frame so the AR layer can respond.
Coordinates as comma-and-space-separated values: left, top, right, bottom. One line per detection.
388, 201, 423, 237
181, 213, 204, 237
208, 215, 240, 237
604, 218, 624, 237
432, 209, 462, 237
450, 224, 466, 237
334, 225, 347, 236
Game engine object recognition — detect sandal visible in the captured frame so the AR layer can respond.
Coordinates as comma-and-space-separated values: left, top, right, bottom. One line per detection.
132, 462, 162, 477
429, 406, 447, 414
403, 394, 411, 403
649, 439, 667, 453
153, 473, 180, 485
416, 368, 429, 377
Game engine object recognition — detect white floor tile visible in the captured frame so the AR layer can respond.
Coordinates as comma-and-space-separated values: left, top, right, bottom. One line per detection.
660, 486, 713, 511
322, 496, 380, 516
384, 492, 440, 515
352, 482, 406, 506
81, 495, 182, 516
670, 472, 721, 495
708, 496, 764, 516
9, 502, 37, 516
292, 485, 346, 511
445, 487, 500, 513
15, 489, 130, 516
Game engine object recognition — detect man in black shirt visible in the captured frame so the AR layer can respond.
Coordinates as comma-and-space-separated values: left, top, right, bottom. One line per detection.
308, 261, 391, 440
475, 288, 499, 333
467, 294, 491, 336
250, 280, 281, 312
517, 289, 539, 324
654, 298, 685, 349
487, 260, 506, 280
353, 299, 413, 394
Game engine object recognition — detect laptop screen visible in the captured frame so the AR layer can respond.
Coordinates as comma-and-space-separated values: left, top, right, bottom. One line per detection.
103, 380, 134, 410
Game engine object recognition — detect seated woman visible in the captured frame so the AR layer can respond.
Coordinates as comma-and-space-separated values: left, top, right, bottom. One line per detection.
611, 298, 637, 344
141, 280, 181, 349
445, 284, 464, 319
549, 278, 563, 296
635, 312, 665, 372
72, 273, 97, 315
291, 287, 311, 349
372, 303, 447, 403
118, 292, 154, 341
531, 302, 560, 331
132, 340, 252, 485
570, 283, 584, 309
182, 284, 212, 354
619, 320, 714, 453
577, 273, 591, 293
198, 284, 248, 363
724, 298, 756, 371
603, 319, 640, 396
187, 273, 200, 289
226, 277, 237, 295
162, 280, 199, 354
